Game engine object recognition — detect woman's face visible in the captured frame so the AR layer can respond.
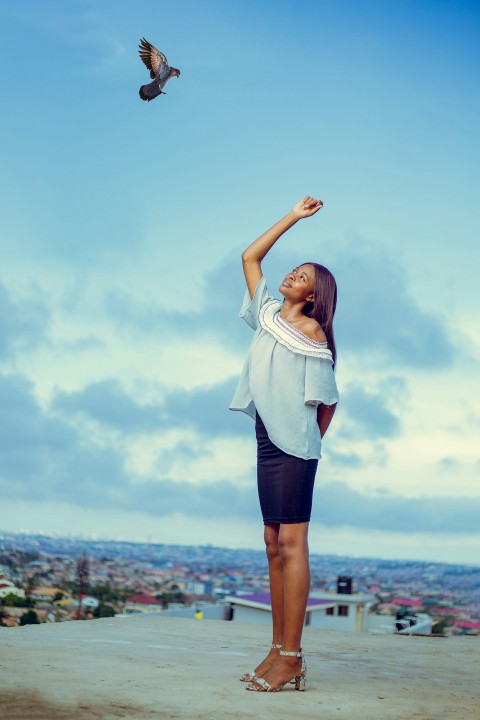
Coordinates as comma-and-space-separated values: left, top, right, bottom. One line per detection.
279, 264, 315, 303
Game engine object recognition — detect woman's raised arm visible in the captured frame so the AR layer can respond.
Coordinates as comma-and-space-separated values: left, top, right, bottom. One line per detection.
241, 196, 323, 299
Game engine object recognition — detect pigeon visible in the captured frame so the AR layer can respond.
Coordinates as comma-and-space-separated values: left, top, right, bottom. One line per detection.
138, 37, 180, 102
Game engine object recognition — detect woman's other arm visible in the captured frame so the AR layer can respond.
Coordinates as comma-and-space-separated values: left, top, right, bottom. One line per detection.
317, 403, 336, 438
242, 196, 323, 299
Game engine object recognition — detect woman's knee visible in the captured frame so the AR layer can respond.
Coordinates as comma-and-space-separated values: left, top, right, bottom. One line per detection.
278, 525, 309, 562
264, 524, 280, 560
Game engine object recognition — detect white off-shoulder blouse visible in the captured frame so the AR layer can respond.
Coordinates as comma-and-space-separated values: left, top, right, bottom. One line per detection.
229, 276, 339, 460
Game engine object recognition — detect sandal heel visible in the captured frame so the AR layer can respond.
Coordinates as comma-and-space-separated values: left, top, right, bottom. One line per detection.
295, 673, 306, 691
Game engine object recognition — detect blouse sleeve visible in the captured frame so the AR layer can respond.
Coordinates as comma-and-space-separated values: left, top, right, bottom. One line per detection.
239, 276, 276, 330
304, 355, 340, 407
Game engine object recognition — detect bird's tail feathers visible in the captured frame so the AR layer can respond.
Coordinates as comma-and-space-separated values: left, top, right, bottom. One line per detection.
139, 81, 163, 102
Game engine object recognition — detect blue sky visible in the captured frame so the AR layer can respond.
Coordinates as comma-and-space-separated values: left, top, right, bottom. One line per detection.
0, 0, 479, 563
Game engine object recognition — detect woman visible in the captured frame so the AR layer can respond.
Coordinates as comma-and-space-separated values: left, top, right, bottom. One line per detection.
230, 196, 339, 692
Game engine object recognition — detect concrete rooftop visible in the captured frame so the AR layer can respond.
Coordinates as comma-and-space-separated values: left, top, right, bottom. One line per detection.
1, 614, 479, 720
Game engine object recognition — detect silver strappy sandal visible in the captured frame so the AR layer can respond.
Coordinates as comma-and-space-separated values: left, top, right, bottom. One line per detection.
245, 649, 306, 692
239, 643, 282, 682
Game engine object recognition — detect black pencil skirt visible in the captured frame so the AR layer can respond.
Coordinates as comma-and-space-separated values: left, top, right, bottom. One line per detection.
255, 413, 318, 525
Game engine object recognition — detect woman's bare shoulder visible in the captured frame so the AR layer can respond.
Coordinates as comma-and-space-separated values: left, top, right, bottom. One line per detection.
299, 317, 327, 343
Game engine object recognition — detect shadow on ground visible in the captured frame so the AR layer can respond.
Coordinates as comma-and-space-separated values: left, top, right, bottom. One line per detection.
0, 691, 162, 720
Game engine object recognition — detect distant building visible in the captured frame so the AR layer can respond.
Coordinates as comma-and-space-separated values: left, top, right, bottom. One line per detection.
453, 621, 480, 635
30, 586, 64, 601
430, 607, 465, 616
0, 581, 25, 599
391, 598, 423, 608
226, 591, 374, 632
62, 595, 99, 611
188, 579, 214, 596
226, 591, 433, 634
124, 593, 162, 614
77, 595, 100, 609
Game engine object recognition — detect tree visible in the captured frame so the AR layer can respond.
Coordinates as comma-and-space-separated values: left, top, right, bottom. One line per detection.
89, 583, 123, 603
93, 603, 116, 619
1, 592, 29, 607
19, 609, 40, 626
22, 572, 44, 607
433, 618, 451, 636
75, 554, 90, 619
158, 590, 186, 609
24, 574, 36, 601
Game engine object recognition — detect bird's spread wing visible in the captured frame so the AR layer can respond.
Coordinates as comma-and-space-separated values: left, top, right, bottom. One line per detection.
138, 37, 168, 79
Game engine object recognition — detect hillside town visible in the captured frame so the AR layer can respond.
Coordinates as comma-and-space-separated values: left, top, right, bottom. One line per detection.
1, 532, 479, 635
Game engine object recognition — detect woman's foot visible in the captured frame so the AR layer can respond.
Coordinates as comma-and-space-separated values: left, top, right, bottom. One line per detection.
240, 644, 282, 682
247, 653, 303, 692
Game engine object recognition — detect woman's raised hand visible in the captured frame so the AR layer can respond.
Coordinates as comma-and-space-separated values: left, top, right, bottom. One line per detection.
292, 196, 324, 219
241, 196, 324, 298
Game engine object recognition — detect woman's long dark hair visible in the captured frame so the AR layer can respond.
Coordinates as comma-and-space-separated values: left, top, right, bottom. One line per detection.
302, 262, 337, 367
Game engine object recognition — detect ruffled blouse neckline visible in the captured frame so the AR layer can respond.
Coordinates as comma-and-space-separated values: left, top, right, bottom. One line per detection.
259, 299, 333, 361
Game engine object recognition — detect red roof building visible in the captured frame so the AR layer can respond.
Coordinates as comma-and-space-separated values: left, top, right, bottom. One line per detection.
391, 598, 423, 607
124, 594, 163, 614
126, 594, 161, 605
454, 621, 480, 630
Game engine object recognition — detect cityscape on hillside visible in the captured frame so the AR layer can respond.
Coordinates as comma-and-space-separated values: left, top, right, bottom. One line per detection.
1, 531, 479, 635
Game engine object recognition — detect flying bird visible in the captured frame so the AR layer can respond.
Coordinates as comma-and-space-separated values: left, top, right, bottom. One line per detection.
138, 37, 181, 102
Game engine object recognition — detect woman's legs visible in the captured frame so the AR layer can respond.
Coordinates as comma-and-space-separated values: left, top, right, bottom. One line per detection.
249, 521, 310, 689
279, 521, 310, 652
244, 523, 282, 679
265, 523, 284, 645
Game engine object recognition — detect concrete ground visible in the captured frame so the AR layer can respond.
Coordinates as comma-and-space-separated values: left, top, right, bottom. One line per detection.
1, 614, 479, 720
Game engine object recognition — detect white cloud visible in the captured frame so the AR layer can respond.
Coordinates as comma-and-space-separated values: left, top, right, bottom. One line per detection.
163, 435, 256, 487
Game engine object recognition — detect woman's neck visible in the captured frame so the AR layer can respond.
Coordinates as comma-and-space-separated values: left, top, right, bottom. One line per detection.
279, 299, 306, 322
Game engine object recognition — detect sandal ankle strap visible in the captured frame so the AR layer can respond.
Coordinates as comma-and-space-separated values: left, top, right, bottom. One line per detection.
271, 643, 282, 649
280, 649, 303, 657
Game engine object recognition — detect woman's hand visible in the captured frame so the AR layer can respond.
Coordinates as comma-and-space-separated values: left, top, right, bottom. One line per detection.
292, 196, 324, 219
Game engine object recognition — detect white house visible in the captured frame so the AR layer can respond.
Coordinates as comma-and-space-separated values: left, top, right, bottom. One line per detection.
226, 591, 433, 634
308, 590, 374, 631
226, 591, 374, 632
0, 581, 25, 599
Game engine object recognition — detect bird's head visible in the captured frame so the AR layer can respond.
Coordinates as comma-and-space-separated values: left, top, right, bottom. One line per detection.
172, 68, 181, 78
